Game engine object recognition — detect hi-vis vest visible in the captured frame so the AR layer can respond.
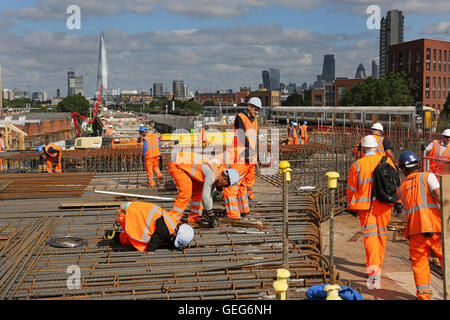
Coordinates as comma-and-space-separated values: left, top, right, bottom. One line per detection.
142, 133, 161, 158
359, 135, 385, 158
346, 154, 396, 211
125, 202, 180, 243
428, 140, 450, 173
289, 127, 298, 140
234, 113, 258, 164
398, 172, 441, 238
300, 125, 308, 138
44, 144, 61, 158
172, 151, 223, 183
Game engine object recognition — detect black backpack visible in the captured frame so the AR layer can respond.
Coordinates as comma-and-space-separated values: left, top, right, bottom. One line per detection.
371, 156, 400, 204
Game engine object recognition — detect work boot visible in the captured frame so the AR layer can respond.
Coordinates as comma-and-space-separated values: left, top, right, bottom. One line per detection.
204, 210, 218, 228
148, 181, 156, 188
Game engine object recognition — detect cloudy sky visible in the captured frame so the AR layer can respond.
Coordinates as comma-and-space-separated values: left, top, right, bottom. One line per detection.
1, 0, 449, 98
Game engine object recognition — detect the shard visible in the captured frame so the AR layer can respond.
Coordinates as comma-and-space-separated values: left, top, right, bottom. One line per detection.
96, 32, 110, 98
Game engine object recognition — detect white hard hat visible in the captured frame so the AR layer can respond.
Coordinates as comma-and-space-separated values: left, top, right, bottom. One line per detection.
247, 97, 262, 109
442, 129, 450, 137
174, 224, 194, 248
293, 122, 298, 126
361, 135, 378, 148
371, 123, 383, 132
109, 125, 113, 128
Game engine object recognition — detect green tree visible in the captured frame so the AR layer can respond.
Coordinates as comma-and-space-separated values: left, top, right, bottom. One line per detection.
56, 94, 90, 116
202, 100, 216, 106
444, 92, 450, 114
183, 101, 203, 116
339, 72, 416, 106
282, 91, 312, 106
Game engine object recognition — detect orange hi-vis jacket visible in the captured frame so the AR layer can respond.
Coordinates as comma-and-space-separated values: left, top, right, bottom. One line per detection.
120, 202, 180, 245
346, 154, 396, 211
427, 140, 450, 173
45, 144, 62, 158
234, 113, 258, 164
300, 124, 308, 138
358, 135, 386, 158
142, 133, 161, 158
289, 127, 299, 143
172, 151, 223, 183
398, 172, 441, 238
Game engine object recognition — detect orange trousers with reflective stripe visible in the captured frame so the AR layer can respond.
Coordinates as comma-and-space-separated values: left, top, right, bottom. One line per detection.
46, 157, 62, 173
358, 201, 392, 277
409, 233, 443, 300
146, 156, 162, 186
223, 163, 250, 218
168, 162, 203, 223
245, 164, 256, 201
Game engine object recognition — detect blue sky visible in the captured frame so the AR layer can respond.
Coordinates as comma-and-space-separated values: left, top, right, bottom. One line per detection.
1, 0, 449, 97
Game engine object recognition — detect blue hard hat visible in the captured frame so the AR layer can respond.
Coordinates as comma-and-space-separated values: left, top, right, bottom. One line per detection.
36, 145, 44, 154
139, 126, 148, 133
290, 121, 294, 126
304, 121, 307, 125
399, 151, 418, 168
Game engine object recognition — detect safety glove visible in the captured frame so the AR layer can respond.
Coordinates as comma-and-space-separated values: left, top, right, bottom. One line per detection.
394, 203, 404, 217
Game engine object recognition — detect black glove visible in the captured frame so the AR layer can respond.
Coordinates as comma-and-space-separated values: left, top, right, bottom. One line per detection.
394, 203, 404, 217
52, 160, 59, 169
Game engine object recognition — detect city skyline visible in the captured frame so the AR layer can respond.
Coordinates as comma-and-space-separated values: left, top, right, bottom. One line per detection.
1, 1, 450, 98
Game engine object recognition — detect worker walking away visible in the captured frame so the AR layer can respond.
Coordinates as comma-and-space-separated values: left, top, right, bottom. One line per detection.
0, 132, 5, 171
106, 202, 194, 252
169, 151, 239, 227
140, 126, 163, 188
233, 97, 261, 204
36, 144, 62, 173
288, 122, 299, 145
356, 123, 395, 164
424, 129, 450, 174
300, 121, 309, 145
347, 135, 400, 284
397, 151, 442, 300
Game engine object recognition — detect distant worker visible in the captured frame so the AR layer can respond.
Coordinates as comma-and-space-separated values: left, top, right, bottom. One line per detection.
105, 125, 118, 137
397, 151, 442, 300
356, 123, 395, 164
288, 122, 299, 145
201, 127, 207, 147
424, 129, 450, 174
0, 132, 5, 171
168, 151, 239, 227
140, 126, 163, 188
300, 121, 309, 145
106, 202, 194, 252
347, 135, 399, 283
233, 97, 261, 204
36, 144, 62, 173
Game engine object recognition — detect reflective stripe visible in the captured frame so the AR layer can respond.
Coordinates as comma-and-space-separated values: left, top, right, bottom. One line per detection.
190, 208, 202, 214
362, 231, 377, 238
141, 206, 160, 242
190, 154, 200, 178
351, 197, 375, 203
191, 201, 202, 207
406, 172, 441, 215
417, 284, 431, 291
361, 224, 377, 231
163, 212, 179, 232
347, 184, 357, 192
171, 206, 185, 214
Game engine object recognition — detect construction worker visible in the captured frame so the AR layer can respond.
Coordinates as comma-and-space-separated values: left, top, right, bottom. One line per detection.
0, 132, 5, 171
397, 151, 442, 300
107, 202, 194, 252
140, 126, 163, 188
300, 121, 309, 145
347, 135, 399, 283
233, 97, 261, 204
424, 129, 450, 174
168, 151, 240, 227
105, 125, 118, 137
288, 122, 299, 145
36, 144, 62, 173
356, 123, 395, 164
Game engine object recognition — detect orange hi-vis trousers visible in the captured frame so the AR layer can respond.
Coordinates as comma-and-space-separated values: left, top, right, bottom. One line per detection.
168, 161, 203, 223
358, 201, 392, 277
223, 163, 250, 219
146, 156, 162, 186
245, 164, 256, 201
409, 233, 443, 300
46, 157, 62, 173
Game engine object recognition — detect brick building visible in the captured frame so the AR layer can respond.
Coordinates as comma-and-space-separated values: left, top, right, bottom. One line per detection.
388, 38, 450, 111
194, 92, 235, 106
334, 79, 365, 106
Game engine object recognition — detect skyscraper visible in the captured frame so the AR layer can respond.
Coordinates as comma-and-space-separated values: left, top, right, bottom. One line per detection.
355, 64, 367, 79
262, 70, 271, 90
173, 80, 185, 99
67, 68, 84, 96
268, 68, 280, 91
379, 10, 404, 77
371, 60, 379, 78
322, 55, 335, 83
97, 32, 110, 92
153, 83, 163, 99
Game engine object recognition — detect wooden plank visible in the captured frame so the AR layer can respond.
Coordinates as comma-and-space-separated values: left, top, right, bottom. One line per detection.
441, 175, 450, 300
59, 202, 123, 208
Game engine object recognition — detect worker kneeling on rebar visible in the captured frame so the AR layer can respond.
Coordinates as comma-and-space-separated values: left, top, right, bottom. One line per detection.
105, 201, 194, 252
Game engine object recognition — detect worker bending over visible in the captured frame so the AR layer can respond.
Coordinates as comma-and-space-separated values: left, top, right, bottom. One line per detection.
169, 151, 239, 227
288, 122, 299, 145
397, 151, 442, 300
107, 202, 194, 252
300, 121, 308, 145
347, 135, 399, 283
36, 144, 62, 173
424, 129, 450, 174
233, 97, 261, 204
140, 126, 163, 187
356, 123, 395, 164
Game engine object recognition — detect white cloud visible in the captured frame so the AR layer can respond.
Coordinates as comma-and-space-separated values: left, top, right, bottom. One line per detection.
421, 22, 450, 35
